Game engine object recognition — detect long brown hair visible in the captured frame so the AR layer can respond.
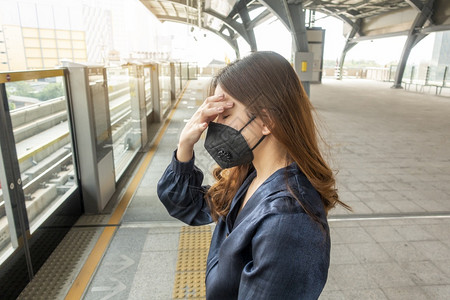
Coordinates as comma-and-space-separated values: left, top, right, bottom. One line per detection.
205, 51, 351, 222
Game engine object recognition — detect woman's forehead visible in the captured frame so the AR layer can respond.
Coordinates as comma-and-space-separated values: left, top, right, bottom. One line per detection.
215, 85, 241, 106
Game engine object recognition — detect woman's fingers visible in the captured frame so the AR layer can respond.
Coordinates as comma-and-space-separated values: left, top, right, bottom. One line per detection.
199, 101, 233, 121
205, 93, 225, 103
178, 94, 234, 149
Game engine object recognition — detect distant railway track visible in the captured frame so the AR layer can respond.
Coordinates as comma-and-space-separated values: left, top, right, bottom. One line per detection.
0, 83, 137, 227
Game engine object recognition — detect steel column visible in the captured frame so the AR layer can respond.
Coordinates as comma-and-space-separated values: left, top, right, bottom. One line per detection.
392, 0, 435, 88
338, 19, 361, 80
260, 0, 311, 96
285, 1, 310, 96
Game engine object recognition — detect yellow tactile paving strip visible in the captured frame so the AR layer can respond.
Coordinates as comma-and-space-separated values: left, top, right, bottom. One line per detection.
173, 225, 212, 299
64, 83, 190, 299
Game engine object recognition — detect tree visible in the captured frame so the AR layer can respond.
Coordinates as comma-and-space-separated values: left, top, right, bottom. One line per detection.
7, 81, 33, 97
37, 83, 64, 101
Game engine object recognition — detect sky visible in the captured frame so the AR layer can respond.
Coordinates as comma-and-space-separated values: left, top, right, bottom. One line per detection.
161, 12, 437, 68
0, 0, 438, 68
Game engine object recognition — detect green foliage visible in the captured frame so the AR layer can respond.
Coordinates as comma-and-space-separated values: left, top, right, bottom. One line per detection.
8, 102, 16, 111
7, 81, 34, 97
37, 83, 64, 101
5, 81, 64, 101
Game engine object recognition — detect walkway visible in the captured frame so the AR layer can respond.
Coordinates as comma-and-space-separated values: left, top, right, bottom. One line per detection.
84, 78, 450, 299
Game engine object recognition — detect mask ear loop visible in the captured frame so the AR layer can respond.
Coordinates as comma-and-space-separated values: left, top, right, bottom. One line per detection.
238, 116, 256, 133
251, 135, 266, 150
237, 115, 266, 150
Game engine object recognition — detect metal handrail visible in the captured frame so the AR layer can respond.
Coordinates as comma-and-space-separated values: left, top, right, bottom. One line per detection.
0, 69, 65, 83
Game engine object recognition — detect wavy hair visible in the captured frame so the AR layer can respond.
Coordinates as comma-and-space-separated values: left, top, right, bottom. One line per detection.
205, 51, 351, 222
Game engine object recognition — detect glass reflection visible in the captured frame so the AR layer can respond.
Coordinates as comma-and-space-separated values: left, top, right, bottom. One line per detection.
189, 63, 198, 80
144, 67, 152, 116
4, 76, 77, 234
107, 66, 142, 180
181, 62, 188, 89
159, 63, 171, 114
0, 176, 13, 261
175, 63, 181, 96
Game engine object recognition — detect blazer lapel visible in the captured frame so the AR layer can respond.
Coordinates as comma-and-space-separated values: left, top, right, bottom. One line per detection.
225, 171, 256, 234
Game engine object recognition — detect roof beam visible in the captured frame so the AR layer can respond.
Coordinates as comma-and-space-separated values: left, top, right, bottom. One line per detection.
247, 9, 272, 30
156, 0, 169, 15
145, 0, 253, 47
420, 23, 450, 33
204, 8, 254, 46
171, 3, 179, 17
155, 15, 239, 56
406, 0, 425, 11
236, 2, 257, 51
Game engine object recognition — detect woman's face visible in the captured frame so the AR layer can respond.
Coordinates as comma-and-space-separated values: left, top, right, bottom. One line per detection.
214, 84, 264, 148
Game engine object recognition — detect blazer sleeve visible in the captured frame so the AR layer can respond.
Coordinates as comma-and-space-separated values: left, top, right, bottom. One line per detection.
238, 211, 330, 300
157, 150, 213, 226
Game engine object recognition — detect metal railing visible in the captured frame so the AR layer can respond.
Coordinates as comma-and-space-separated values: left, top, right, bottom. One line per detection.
0, 61, 199, 281
326, 64, 449, 95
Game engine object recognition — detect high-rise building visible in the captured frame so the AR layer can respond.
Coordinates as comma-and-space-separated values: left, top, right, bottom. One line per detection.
0, 0, 87, 71
0, 0, 170, 71
431, 31, 450, 66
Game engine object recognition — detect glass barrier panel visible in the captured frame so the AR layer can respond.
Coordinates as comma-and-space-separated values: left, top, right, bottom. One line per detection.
159, 63, 171, 114
5, 75, 77, 234
106, 66, 141, 180
144, 67, 152, 116
88, 68, 111, 162
175, 63, 181, 96
417, 65, 428, 82
411, 65, 419, 82
189, 63, 198, 80
388, 65, 397, 82
181, 63, 188, 88
403, 65, 414, 83
0, 176, 13, 262
429, 65, 447, 84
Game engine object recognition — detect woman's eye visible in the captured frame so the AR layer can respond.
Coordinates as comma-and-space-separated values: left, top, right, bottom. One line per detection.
222, 115, 230, 119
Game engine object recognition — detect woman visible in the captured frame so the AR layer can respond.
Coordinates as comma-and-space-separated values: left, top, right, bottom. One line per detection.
157, 51, 350, 299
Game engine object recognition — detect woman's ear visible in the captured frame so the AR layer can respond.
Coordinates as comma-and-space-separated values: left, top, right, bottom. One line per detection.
260, 109, 273, 135
262, 123, 271, 135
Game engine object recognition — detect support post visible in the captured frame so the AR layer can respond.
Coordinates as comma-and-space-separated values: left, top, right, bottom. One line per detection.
258, 0, 311, 96
284, 1, 310, 96
338, 19, 361, 80
392, 0, 434, 88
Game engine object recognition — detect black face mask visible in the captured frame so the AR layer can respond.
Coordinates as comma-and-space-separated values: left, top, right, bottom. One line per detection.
204, 116, 266, 169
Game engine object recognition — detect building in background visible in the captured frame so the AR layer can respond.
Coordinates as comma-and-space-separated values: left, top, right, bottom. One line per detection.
0, 0, 87, 71
431, 31, 450, 66
0, 0, 173, 71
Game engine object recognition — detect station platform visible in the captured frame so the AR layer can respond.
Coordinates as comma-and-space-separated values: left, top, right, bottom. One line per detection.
19, 77, 450, 299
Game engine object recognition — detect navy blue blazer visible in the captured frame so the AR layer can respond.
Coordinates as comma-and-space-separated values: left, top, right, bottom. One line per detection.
157, 151, 330, 299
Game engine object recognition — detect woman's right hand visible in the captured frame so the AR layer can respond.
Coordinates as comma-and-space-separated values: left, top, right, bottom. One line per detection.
177, 93, 233, 162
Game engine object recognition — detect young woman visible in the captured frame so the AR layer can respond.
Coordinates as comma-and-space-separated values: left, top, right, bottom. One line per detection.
157, 51, 350, 299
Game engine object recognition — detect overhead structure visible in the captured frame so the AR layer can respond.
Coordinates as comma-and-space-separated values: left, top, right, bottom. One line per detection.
139, 0, 267, 59
299, 0, 450, 86
140, 0, 450, 87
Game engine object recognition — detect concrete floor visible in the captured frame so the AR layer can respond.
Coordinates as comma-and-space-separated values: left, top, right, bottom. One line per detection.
82, 78, 450, 300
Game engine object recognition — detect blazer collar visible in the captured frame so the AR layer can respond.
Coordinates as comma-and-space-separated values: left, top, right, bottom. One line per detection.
225, 164, 298, 233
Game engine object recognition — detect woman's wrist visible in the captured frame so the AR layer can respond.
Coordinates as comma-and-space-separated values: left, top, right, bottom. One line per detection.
176, 142, 194, 162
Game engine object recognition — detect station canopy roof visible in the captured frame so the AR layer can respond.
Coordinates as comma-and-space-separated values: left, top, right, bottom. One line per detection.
139, 0, 450, 45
